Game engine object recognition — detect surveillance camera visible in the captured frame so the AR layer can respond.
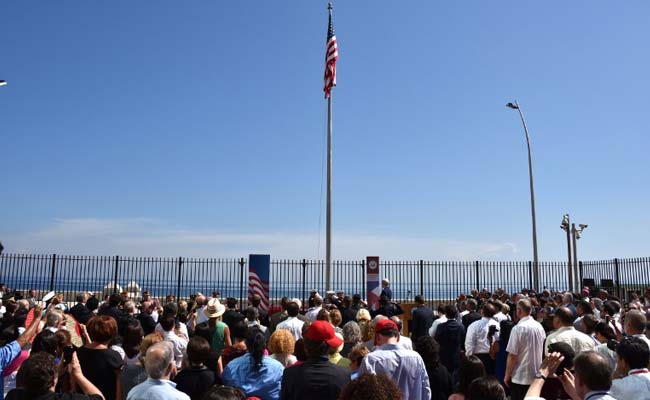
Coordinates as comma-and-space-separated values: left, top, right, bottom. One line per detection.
579, 224, 588, 230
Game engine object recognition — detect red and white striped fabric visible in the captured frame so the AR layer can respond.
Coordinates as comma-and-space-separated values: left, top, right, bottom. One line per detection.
323, 8, 338, 99
248, 265, 269, 312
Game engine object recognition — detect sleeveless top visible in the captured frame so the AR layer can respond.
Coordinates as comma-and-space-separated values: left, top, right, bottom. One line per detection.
211, 321, 227, 356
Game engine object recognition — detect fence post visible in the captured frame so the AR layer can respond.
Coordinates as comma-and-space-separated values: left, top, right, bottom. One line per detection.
613, 258, 620, 299
301, 259, 307, 312
49, 254, 57, 292
419, 260, 424, 297
176, 257, 183, 299
578, 261, 584, 291
361, 259, 366, 301
239, 257, 246, 305
528, 261, 533, 290
475, 261, 480, 289
112, 255, 120, 294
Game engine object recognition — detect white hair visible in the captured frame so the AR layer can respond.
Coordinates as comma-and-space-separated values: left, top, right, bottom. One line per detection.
145, 341, 174, 379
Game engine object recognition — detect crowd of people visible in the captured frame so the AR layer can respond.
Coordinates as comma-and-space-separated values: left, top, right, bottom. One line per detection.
0, 281, 649, 400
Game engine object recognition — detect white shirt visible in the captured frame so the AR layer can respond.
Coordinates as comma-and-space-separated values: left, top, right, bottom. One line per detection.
506, 316, 546, 385
195, 306, 208, 325
162, 330, 188, 368
595, 343, 617, 371
399, 335, 413, 350
305, 306, 322, 322
544, 326, 595, 356
465, 317, 499, 356
155, 321, 189, 340
610, 369, 650, 400
359, 343, 431, 400
276, 316, 304, 341
494, 312, 509, 323
428, 315, 447, 337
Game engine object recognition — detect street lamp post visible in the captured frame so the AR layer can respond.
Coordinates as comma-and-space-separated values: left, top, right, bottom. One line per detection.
507, 101, 539, 291
561, 214, 573, 291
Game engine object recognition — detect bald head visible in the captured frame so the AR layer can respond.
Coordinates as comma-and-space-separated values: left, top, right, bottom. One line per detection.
145, 341, 174, 380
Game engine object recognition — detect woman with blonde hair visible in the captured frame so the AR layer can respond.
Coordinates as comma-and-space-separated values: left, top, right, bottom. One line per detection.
268, 329, 297, 367
356, 309, 373, 343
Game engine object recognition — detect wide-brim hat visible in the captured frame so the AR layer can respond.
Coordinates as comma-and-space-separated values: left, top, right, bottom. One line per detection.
205, 298, 226, 318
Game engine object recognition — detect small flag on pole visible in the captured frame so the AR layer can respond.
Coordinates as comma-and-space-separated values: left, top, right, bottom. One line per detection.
323, 3, 338, 99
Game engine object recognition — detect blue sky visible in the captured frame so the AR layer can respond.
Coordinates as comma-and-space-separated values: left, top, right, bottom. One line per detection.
1, 1, 649, 260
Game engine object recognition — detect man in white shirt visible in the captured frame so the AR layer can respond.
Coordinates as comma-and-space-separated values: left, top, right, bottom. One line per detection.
194, 294, 209, 325
159, 315, 187, 368
428, 312, 447, 338
504, 298, 546, 400
465, 303, 499, 374
305, 294, 323, 321
622, 310, 650, 351
610, 337, 650, 400
359, 319, 431, 400
276, 301, 305, 341
544, 307, 595, 356
493, 300, 510, 323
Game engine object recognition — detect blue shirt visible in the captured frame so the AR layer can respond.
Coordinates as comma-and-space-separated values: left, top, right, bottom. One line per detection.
222, 353, 284, 400
126, 378, 190, 400
0, 341, 21, 398
359, 343, 431, 400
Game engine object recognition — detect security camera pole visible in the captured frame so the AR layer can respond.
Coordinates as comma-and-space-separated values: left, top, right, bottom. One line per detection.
571, 223, 587, 292
507, 101, 539, 291
561, 214, 573, 291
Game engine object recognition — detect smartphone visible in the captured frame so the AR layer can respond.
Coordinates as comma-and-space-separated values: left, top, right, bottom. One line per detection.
63, 345, 76, 364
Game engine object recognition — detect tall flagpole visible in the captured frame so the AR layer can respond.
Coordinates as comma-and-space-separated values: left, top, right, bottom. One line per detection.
325, 2, 333, 292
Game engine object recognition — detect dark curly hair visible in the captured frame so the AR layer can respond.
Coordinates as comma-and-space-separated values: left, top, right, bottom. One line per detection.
123, 319, 144, 360
202, 385, 246, 400
337, 373, 402, 400
15, 352, 57, 395
31, 330, 58, 357
414, 336, 441, 369
456, 355, 486, 398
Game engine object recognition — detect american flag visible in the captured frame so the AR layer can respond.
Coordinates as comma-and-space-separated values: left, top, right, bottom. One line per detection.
248, 255, 270, 313
323, 5, 338, 99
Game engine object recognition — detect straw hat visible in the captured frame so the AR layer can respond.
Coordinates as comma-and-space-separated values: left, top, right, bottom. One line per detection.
205, 298, 226, 318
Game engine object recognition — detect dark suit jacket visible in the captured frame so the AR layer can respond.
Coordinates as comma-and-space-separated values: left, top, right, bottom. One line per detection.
280, 357, 350, 400
435, 319, 466, 373
462, 311, 481, 330
137, 312, 157, 335
411, 305, 435, 340
68, 303, 92, 325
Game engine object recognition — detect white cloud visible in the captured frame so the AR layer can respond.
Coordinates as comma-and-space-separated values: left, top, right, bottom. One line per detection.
5, 217, 519, 260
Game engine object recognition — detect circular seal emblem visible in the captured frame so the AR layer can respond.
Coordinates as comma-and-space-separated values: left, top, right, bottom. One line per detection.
369, 260, 378, 270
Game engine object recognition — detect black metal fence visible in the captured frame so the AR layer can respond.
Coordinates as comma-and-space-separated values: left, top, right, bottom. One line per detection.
1, 254, 649, 307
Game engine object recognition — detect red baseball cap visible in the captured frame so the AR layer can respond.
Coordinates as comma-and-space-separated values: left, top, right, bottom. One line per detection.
375, 319, 399, 333
304, 320, 343, 348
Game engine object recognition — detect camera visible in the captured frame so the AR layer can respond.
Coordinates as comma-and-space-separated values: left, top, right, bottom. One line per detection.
63, 345, 76, 364
606, 339, 619, 351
